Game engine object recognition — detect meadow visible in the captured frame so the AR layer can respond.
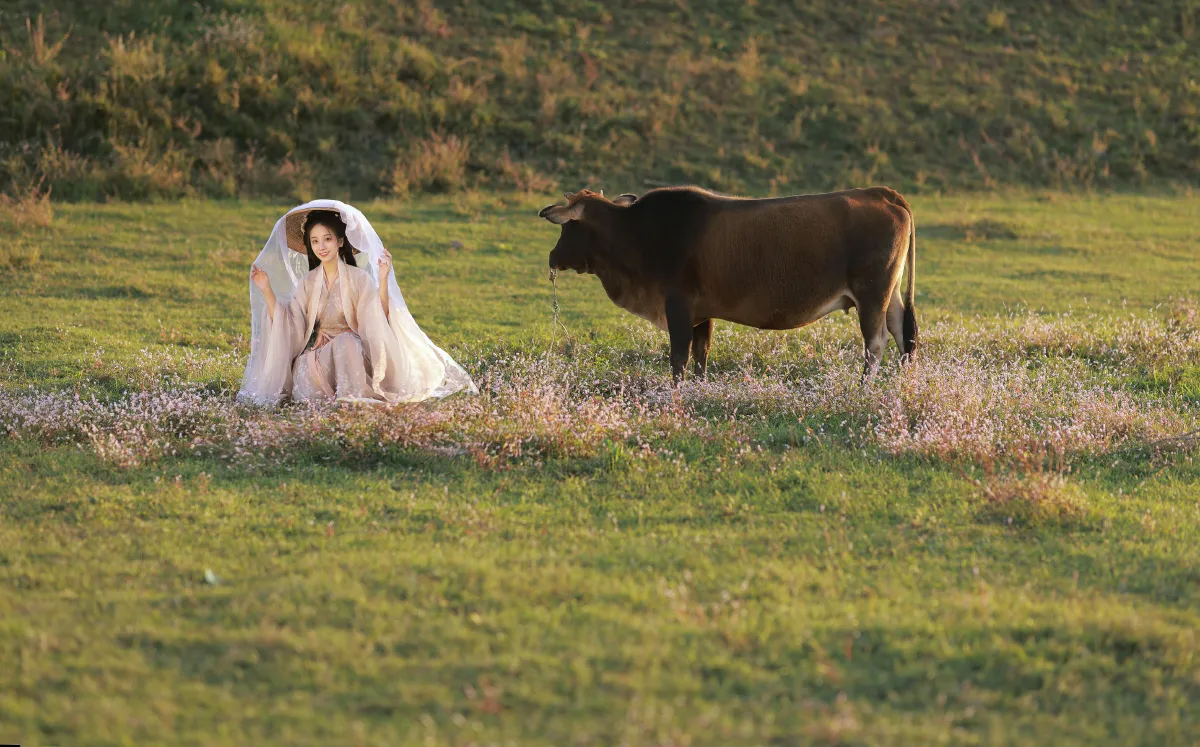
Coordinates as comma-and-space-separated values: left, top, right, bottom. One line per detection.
1, 190, 1198, 745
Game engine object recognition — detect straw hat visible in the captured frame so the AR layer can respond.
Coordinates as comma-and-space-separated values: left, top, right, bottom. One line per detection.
284, 207, 360, 254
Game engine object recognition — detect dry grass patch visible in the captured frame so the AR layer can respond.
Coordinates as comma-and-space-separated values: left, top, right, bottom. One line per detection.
0, 238, 42, 269
392, 133, 471, 198
975, 471, 1098, 530
0, 175, 54, 229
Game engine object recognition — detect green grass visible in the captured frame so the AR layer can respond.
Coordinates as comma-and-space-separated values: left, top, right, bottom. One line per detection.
3, 0, 1199, 199
2, 191, 1200, 745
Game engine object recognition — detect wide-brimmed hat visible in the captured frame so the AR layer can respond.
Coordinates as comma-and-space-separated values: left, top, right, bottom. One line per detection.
284, 207, 360, 255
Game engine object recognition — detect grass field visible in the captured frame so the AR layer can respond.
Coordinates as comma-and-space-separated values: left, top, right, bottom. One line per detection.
2, 191, 1200, 745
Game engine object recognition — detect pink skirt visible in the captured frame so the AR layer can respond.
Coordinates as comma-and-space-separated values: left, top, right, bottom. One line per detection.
291, 332, 378, 403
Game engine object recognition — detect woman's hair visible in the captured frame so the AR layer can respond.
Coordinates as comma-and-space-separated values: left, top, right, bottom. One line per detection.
303, 210, 358, 270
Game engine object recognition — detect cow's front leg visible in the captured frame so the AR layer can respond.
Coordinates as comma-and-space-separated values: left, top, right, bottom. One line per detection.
664, 294, 694, 385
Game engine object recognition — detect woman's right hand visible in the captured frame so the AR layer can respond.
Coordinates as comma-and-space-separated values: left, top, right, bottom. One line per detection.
250, 264, 271, 293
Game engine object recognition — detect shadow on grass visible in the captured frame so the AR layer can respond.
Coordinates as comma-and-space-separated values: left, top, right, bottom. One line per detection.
922, 219, 1021, 242
781, 618, 1200, 725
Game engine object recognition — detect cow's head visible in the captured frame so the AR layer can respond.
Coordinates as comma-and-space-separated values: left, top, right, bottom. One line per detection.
540, 190, 637, 274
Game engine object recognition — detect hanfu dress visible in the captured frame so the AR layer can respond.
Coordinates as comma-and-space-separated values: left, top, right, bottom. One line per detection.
237, 199, 476, 405
240, 258, 470, 404
292, 267, 377, 403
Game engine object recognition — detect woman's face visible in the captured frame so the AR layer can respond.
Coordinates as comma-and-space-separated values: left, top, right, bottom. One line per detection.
308, 223, 343, 264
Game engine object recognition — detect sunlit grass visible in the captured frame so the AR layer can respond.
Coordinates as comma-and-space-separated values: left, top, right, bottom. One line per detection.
1, 193, 1199, 745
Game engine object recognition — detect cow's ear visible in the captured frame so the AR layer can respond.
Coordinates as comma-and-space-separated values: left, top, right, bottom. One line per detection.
612, 193, 638, 206
538, 201, 585, 224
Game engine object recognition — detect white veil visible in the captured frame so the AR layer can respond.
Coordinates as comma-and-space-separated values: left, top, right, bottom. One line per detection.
242, 199, 477, 401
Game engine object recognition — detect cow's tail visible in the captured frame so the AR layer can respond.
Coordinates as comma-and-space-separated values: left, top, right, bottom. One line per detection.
902, 208, 918, 358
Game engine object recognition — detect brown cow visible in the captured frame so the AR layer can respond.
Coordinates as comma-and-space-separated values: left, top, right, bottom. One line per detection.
539, 186, 918, 382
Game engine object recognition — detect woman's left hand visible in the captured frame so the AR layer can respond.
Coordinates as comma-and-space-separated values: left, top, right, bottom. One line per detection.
378, 252, 393, 279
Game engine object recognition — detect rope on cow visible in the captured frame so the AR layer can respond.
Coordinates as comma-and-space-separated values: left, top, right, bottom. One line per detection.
548, 268, 571, 354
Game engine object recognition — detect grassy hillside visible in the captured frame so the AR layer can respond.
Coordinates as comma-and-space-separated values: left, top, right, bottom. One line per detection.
2, 193, 1199, 744
2, 0, 1198, 200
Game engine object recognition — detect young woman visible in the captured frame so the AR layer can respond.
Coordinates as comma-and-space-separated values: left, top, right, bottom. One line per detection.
238, 200, 475, 404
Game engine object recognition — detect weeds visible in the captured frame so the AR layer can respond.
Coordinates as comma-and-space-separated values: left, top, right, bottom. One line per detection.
392, 133, 472, 198
0, 174, 53, 229
17, 14, 69, 66
492, 150, 557, 194
2, 312, 1194, 475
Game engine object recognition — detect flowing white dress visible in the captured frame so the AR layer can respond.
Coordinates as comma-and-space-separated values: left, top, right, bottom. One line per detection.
238, 200, 476, 405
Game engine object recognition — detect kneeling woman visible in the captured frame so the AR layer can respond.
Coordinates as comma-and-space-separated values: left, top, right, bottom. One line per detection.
238, 201, 476, 404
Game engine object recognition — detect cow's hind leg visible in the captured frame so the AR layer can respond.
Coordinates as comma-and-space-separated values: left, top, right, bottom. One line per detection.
691, 319, 713, 379
858, 298, 890, 382
885, 289, 908, 361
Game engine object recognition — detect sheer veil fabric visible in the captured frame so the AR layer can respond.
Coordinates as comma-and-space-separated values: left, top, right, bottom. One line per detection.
238, 200, 477, 405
